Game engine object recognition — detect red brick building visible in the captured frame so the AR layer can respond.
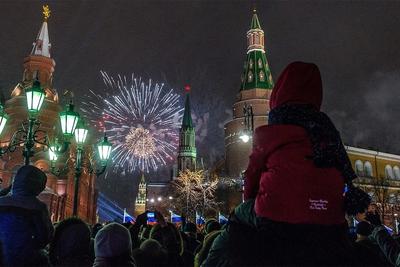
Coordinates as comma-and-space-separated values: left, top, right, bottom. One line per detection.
0, 9, 97, 224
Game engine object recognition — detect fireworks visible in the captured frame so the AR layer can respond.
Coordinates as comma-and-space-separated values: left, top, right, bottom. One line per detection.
81, 71, 183, 173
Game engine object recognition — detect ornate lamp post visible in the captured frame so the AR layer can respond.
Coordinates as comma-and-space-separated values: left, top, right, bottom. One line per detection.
0, 80, 76, 165
50, 121, 112, 216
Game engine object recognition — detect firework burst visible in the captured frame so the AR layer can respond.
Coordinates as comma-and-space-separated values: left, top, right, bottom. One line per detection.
81, 71, 183, 173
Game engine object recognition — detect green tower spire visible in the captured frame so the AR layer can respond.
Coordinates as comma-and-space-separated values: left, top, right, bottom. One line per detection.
251, 9, 261, 29
182, 93, 193, 129
240, 10, 274, 91
178, 86, 197, 172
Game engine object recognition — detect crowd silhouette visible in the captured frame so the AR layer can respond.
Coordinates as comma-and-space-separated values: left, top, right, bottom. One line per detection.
1, 62, 399, 266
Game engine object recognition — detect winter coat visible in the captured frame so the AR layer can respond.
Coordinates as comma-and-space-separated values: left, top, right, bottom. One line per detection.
353, 238, 391, 266
0, 165, 53, 266
244, 62, 345, 225
370, 225, 400, 266
195, 230, 222, 267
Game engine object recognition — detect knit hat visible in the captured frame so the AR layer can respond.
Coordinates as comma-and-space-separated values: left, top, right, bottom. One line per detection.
50, 217, 91, 264
95, 223, 132, 258
12, 165, 47, 196
140, 238, 163, 251
356, 221, 373, 236
205, 219, 221, 234
183, 222, 197, 233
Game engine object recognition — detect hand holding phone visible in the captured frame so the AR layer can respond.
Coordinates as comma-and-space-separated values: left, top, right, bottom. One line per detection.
147, 212, 156, 225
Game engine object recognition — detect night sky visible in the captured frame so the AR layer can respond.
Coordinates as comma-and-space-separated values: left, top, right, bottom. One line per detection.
0, 1, 399, 207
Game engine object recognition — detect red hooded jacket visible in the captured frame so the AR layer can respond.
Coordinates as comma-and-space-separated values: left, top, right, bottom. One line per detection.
244, 62, 345, 225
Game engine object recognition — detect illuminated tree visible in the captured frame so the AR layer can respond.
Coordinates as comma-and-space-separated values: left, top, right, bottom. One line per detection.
171, 169, 218, 221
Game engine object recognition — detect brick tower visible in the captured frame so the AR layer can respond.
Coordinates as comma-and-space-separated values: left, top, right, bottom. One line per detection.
224, 10, 274, 178
134, 173, 147, 216
0, 6, 98, 223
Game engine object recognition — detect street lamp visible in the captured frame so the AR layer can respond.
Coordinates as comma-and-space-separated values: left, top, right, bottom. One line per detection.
240, 103, 254, 143
97, 134, 112, 165
239, 133, 250, 143
0, 80, 73, 165
59, 102, 80, 137
74, 119, 88, 145
50, 128, 112, 216
25, 79, 45, 114
70, 119, 89, 216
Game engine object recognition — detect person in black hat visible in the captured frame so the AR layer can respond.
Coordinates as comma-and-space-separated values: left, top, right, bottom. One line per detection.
0, 165, 53, 266
353, 221, 390, 266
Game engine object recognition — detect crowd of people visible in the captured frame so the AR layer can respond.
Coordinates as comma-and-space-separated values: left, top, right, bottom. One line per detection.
2, 62, 400, 266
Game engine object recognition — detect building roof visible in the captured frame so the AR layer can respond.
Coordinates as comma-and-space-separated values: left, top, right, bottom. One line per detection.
182, 93, 194, 129
251, 10, 261, 29
31, 21, 51, 58
240, 11, 274, 91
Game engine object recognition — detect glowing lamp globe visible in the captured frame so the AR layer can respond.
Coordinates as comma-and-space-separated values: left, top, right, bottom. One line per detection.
74, 120, 88, 145
239, 133, 250, 143
0, 105, 9, 136
26, 80, 45, 113
59, 103, 79, 137
48, 145, 58, 162
97, 134, 112, 163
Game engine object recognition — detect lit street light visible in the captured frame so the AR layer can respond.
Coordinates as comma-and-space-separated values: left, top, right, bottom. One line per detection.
239, 103, 254, 144
239, 133, 250, 143
50, 119, 112, 216
0, 80, 74, 165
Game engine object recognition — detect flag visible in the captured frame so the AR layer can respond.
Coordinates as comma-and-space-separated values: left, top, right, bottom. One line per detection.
123, 209, 135, 223
170, 211, 182, 223
147, 212, 157, 225
196, 211, 205, 225
384, 225, 394, 235
218, 212, 228, 225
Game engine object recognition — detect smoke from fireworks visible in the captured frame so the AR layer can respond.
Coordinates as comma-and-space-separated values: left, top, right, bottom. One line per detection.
81, 71, 183, 173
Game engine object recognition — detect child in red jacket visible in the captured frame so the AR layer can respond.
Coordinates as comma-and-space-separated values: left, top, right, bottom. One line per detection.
203, 62, 370, 266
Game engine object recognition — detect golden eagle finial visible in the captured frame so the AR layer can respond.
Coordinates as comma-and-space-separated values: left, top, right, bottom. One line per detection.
42, 5, 51, 21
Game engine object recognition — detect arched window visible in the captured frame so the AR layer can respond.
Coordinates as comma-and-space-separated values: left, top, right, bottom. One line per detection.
248, 71, 253, 82
394, 166, 400, 179
254, 34, 260, 45
259, 71, 265, 82
385, 165, 394, 179
355, 160, 364, 176
258, 58, 263, 68
364, 161, 373, 177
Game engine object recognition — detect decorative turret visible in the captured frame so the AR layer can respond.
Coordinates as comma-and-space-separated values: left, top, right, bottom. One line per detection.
31, 5, 51, 58
5, 5, 59, 140
177, 85, 197, 173
18, 5, 57, 97
240, 9, 274, 91
224, 10, 273, 180
134, 173, 147, 215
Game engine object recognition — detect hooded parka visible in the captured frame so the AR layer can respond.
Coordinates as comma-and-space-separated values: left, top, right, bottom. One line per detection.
245, 62, 345, 225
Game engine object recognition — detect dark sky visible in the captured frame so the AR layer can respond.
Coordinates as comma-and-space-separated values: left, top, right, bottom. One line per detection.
1, 0, 399, 207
